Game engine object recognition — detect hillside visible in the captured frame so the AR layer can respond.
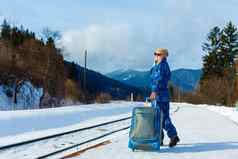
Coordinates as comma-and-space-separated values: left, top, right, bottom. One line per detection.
0, 20, 145, 110
64, 61, 145, 102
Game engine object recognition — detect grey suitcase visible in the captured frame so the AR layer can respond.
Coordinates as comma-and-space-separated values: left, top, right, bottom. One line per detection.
128, 99, 163, 151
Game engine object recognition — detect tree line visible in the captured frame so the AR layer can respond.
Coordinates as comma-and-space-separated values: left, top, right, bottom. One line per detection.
0, 19, 61, 48
184, 21, 238, 106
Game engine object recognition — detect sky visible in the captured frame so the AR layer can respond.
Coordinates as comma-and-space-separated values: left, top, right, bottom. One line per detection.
0, 0, 238, 74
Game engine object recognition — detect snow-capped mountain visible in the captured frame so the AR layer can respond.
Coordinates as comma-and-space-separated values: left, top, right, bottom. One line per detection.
106, 69, 150, 88
106, 68, 202, 92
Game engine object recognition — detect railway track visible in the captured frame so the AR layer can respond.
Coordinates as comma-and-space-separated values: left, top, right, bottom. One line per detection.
0, 106, 180, 159
0, 116, 131, 159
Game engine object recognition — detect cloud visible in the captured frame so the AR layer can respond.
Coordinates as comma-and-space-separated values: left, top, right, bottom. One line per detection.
7, 0, 235, 74
59, 19, 206, 74
59, 24, 155, 74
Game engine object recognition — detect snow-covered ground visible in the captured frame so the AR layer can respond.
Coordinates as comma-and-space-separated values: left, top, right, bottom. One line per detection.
75, 103, 238, 159
205, 105, 238, 124
0, 101, 238, 159
0, 101, 139, 147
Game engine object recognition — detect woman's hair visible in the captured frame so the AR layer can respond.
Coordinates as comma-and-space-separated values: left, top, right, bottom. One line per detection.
155, 48, 169, 57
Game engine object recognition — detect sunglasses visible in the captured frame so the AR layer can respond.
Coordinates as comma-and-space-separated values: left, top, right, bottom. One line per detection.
154, 52, 163, 56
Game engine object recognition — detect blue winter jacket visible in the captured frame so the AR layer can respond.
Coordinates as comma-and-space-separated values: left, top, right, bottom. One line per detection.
150, 58, 171, 102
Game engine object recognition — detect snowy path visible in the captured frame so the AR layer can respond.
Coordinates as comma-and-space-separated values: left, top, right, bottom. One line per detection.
78, 105, 238, 159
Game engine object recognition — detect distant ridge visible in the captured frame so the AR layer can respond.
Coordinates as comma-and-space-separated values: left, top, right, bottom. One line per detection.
106, 68, 202, 92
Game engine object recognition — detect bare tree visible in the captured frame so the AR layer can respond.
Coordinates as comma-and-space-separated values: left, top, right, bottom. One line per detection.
41, 27, 61, 42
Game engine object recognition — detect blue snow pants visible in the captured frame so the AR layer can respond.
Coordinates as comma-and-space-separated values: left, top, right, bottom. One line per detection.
156, 101, 177, 139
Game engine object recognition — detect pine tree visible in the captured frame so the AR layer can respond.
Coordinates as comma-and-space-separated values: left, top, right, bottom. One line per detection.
46, 37, 55, 48
220, 22, 238, 106
220, 22, 238, 69
11, 27, 22, 46
202, 26, 223, 78
1, 19, 11, 40
200, 21, 238, 106
201, 22, 238, 79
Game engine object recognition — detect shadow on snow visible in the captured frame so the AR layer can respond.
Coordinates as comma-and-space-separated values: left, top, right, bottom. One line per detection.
159, 141, 238, 153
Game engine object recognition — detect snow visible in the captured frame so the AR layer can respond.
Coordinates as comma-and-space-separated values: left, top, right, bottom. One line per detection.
123, 74, 135, 81
0, 102, 238, 159
0, 113, 131, 159
0, 86, 12, 109
0, 101, 139, 146
205, 105, 238, 124
0, 81, 43, 110
0, 101, 138, 159
76, 103, 238, 159
172, 103, 238, 124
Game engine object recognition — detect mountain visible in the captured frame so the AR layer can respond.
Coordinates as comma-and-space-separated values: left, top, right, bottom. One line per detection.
64, 61, 145, 100
106, 69, 150, 88
106, 68, 202, 92
171, 69, 202, 91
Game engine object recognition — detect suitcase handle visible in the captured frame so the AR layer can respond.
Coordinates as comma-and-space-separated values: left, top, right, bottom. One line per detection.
145, 97, 157, 107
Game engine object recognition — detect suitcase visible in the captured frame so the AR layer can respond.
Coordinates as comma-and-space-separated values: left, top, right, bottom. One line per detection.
128, 99, 163, 151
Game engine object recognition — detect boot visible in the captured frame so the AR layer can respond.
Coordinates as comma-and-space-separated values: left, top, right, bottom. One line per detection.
169, 136, 180, 147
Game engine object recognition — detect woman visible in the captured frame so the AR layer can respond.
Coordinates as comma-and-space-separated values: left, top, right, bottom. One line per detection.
150, 48, 180, 147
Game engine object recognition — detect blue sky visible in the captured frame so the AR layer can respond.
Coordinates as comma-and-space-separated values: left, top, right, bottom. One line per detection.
1, 0, 238, 74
